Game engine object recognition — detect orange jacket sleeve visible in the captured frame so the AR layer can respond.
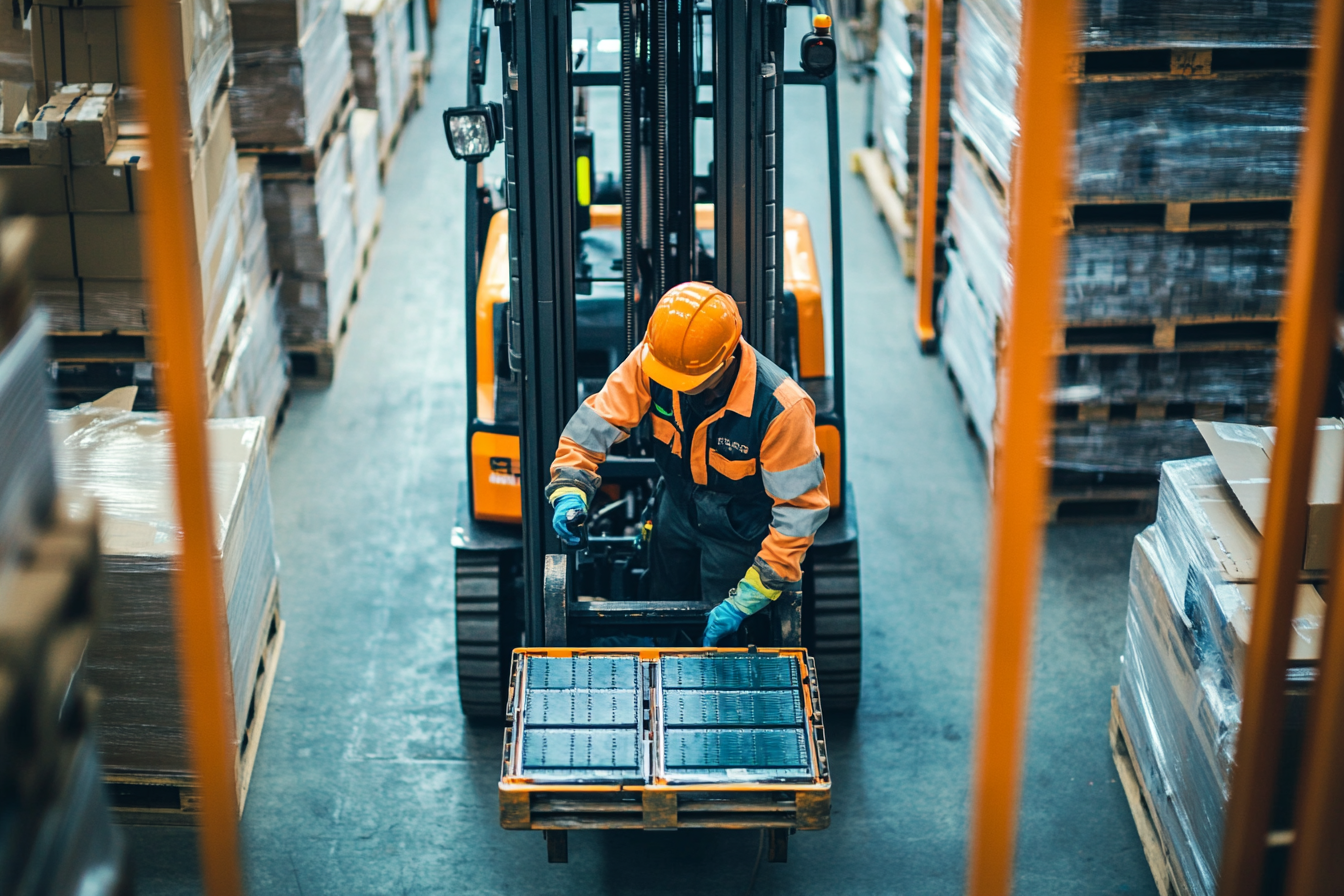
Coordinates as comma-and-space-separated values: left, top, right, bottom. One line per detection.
753, 390, 830, 590
546, 346, 651, 502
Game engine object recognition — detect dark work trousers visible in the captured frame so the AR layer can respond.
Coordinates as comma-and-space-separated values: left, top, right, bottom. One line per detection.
647, 486, 761, 605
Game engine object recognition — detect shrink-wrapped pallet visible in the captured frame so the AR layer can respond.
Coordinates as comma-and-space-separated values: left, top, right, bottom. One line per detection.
348, 108, 382, 256
229, 0, 353, 146
265, 130, 357, 346
345, 0, 412, 141
50, 409, 279, 774
0, 311, 55, 581
212, 282, 289, 426
238, 157, 274, 307
1117, 456, 1322, 896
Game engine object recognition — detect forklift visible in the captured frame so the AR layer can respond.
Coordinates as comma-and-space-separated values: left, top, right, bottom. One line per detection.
442, 0, 862, 725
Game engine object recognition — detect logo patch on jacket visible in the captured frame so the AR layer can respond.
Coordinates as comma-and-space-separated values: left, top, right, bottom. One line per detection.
717, 437, 750, 456
654, 402, 674, 418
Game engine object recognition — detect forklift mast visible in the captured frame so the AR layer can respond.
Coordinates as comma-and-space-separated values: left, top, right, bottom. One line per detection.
457, 0, 849, 655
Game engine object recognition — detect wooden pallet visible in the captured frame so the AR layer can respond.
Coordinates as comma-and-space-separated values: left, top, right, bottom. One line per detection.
1055, 316, 1280, 354
852, 147, 917, 277
1109, 688, 1196, 896
499, 648, 831, 847
955, 122, 1295, 234
1066, 196, 1293, 233
1055, 399, 1271, 424
104, 581, 286, 825
238, 75, 357, 178
1071, 46, 1310, 83
287, 296, 355, 389
1048, 484, 1159, 524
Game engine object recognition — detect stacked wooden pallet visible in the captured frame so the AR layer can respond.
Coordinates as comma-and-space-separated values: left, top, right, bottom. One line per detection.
938, 0, 1311, 521
856, 0, 958, 277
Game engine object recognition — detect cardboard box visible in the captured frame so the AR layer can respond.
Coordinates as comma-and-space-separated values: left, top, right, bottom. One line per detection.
73, 213, 140, 279
59, 8, 126, 86
30, 215, 76, 280
1196, 419, 1344, 573
32, 280, 82, 330
65, 93, 118, 165
0, 166, 70, 214
82, 278, 148, 331
70, 138, 147, 212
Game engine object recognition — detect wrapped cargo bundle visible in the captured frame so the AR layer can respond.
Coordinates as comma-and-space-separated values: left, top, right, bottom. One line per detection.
230, 0, 353, 146
30, 0, 232, 139
345, 0, 412, 144
50, 409, 279, 775
265, 130, 357, 347
238, 157, 274, 307
0, 487, 128, 895
938, 249, 997, 455
0, 311, 55, 584
942, 0, 1306, 480
348, 108, 382, 257
1117, 456, 1322, 896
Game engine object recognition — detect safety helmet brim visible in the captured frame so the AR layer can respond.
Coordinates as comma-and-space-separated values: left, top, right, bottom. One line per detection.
640, 341, 726, 392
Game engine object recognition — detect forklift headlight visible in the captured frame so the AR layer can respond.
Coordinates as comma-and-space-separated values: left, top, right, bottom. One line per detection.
443, 103, 503, 163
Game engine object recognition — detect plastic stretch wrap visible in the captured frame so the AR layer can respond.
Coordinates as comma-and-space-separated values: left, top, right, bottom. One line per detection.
939, 250, 998, 453
230, 0, 353, 146
348, 108, 382, 254
1119, 475, 1317, 896
945, 136, 1009, 317
181, 0, 236, 137
950, 0, 1019, 187
238, 157, 274, 307
1053, 418, 1217, 474
1074, 78, 1304, 200
1055, 350, 1276, 406
1066, 228, 1288, 322
1077, 0, 1315, 48
267, 130, 357, 345
12, 736, 124, 896
346, 0, 411, 137
871, 0, 957, 203
213, 281, 289, 424
201, 153, 245, 349
0, 314, 55, 582
50, 410, 278, 774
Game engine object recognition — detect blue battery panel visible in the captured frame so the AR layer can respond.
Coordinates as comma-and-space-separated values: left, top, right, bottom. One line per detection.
664, 728, 810, 771
521, 728, 641, 771
660, 655, 799, 690
524, 688, 641, 727
661, 689, 803, 727
526, 655, 640, 690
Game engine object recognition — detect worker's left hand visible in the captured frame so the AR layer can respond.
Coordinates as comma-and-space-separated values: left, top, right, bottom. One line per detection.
702, 601, 749, 647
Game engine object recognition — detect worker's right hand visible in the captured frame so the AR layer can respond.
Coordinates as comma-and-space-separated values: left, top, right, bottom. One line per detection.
702, 601, 749, 647
550, 491, 588, 548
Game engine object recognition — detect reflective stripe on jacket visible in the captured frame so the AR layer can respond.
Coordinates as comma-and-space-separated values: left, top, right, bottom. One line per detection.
546, 340, 829, 589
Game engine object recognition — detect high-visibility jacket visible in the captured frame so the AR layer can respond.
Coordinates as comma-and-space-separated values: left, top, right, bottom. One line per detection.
547, 340, 829, 591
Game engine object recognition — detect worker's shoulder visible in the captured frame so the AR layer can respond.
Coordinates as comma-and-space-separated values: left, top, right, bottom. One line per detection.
751, 349, 811, 415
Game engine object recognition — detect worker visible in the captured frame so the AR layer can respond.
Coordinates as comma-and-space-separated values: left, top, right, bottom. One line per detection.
546, 282, 830, 647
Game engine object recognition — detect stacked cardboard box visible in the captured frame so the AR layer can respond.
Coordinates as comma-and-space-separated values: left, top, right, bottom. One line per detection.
345, 0, 412, 152
868, 0, 957, 276
229, 0, 353, 146
211, 156, 290, 429
51, 402, 283, 809
348, 107, 381, 261
0, 227, 128, 894
1115, 417, 1336, 896
939, 0, 1310, 505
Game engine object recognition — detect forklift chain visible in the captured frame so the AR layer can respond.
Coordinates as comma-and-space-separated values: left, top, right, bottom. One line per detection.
804, 541, 863, 711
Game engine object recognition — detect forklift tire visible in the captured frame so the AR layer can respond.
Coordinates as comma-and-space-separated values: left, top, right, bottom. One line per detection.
545, 830, 568, 863
802, 540, 862, 711
767, 828, 790, 863
455, 548, 513, 719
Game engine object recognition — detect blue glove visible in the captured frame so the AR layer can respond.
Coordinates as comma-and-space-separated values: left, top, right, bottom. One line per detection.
550, 492, 588, 547
702, 601, 749, 647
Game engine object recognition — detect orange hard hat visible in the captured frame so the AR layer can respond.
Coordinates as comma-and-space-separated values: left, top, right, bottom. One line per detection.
641, 282, 742, 392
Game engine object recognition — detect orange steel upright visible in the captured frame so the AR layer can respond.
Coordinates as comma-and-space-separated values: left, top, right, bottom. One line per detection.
127, 0, 244, 893
912, 0, 942, 353
1243, 1, 1344, 894
963, 1, 1075, 894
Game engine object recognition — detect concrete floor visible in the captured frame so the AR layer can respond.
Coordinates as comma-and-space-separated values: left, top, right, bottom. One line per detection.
126, 4, 1158, 892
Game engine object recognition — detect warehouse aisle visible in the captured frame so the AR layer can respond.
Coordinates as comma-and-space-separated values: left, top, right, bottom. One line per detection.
125, 5, 1156, 892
